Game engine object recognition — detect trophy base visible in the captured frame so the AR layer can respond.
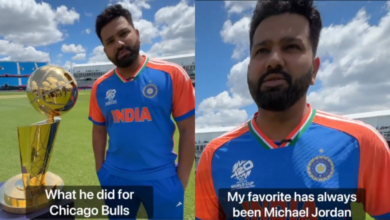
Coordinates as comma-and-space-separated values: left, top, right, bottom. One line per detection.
0, 172, 64, 214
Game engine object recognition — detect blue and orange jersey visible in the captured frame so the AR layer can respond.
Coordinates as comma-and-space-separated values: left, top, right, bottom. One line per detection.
88, 55, 195, 181
195, 104, 390, 220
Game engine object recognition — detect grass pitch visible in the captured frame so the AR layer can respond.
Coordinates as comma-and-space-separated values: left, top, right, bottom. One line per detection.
0, 90, 195, 220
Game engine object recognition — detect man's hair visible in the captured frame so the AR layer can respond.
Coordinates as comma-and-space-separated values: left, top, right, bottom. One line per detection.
249, 0, 322, 56
95, 4, 134, 42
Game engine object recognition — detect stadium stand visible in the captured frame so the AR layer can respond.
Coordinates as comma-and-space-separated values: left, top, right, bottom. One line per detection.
0, 61, 48, 91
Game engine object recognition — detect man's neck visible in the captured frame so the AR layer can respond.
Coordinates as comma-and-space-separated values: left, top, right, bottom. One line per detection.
116, 55, 143, 79
256, 98, 308, 141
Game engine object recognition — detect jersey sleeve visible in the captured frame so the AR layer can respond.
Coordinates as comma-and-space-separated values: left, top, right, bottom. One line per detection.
88, 82, 105, 126
359, 128, 390, 219
171, 65, 195, 122
195, 146, 225, 220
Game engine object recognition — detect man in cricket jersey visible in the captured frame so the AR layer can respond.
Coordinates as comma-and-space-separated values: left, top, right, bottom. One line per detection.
89, 4, 195, 220
195, 1, 390, 220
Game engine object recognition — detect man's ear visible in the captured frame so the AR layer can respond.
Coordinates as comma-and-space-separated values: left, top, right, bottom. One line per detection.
311, 57, 320, 85
135, 29, 141, 43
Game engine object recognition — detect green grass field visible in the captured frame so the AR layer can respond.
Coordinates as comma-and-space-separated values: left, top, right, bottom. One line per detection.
0, 90, 194, 220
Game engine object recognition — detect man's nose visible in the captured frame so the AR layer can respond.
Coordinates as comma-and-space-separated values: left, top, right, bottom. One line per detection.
265, 50, 285, 70
115, 40, 125, 51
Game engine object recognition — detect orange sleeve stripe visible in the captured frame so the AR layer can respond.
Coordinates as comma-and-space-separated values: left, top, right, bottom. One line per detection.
314, 110, 390, 216
147, 59, 195, 121
195, 123, 249, 220
88, 70, 115, 125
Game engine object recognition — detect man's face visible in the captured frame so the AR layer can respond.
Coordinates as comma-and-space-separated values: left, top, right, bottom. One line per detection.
101, 16, 140, 68
247, 13, 320, 111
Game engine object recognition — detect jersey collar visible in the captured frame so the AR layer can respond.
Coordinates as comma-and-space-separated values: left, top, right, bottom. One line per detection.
248, 104, 316, 150
114, 55, 149, 83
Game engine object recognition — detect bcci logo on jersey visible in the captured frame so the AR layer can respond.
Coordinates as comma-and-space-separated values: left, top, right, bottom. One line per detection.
105, 89, 117, 106
307, 155, 334, 182
231, 160, 255, 189
143, 84, 157, 98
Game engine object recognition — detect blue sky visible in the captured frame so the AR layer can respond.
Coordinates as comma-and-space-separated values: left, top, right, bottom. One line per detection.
0, 0, 195, 70
195, 1, 390, 128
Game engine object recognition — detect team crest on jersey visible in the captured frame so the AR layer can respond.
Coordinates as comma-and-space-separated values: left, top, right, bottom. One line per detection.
307, 154, 334, 182
143, 84, 158, 98
231, 160, 255, 189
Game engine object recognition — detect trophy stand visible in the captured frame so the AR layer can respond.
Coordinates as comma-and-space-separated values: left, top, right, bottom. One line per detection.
0, 117, 64, 214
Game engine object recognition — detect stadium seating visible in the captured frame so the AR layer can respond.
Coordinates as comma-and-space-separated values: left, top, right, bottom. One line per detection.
19, 62, 37, 85
0, 61, 48, 90
0, 62, 19, 86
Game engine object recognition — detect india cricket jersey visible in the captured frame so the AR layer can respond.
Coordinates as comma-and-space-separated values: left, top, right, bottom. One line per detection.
195, 104, 390, 220
88, 55, 195, 181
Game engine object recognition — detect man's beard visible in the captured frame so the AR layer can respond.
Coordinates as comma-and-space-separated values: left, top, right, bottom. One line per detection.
248, 66, 313, 111
109, 41, 140, 68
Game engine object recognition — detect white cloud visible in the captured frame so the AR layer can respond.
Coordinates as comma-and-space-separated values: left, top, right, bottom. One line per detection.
224, 1, 256, 16
88, 46, 109, 63
85, 12, 93, 17
55, 5, 80, 25
0, 0, 80, 63
72, 53, 86, 60
220, 17, 250, 60
308, 7, 390, 114
0, 0, 79, 46
135, 19, 159, 44
148, 0, 195, 57
196, 109, 248, 129
61, 44, 86, 54
196, 58, 253, 129
85, 29, 91, 34
63, 61, 73, 72
197, 2, 390, 128
0, 40, 49, 62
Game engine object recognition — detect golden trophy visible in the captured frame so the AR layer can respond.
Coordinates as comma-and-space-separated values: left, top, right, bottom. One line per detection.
0, 65, 78, 214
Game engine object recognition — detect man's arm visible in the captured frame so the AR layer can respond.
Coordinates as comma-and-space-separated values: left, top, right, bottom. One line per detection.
169, 64, 195, 189
195, 145, 225, 220
88, 82, 107, 172
358, 126, 390, 220
176, 115, 195, 190
92, 124, 107, 172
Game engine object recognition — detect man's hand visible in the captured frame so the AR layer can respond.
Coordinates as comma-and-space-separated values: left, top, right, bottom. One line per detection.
178, 173, 189, 190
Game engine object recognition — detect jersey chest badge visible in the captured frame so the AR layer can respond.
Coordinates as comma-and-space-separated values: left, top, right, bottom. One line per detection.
143, 83, 158, 98
307, 149, 334, 182
230, 160, 255, 189
105, 89, 117, 106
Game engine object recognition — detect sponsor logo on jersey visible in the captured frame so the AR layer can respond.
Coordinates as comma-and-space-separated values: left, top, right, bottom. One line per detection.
105, 89, 117, 106
307, 149, 334, 182
111, 107, 152, 123
231, 160, 255, 189
143, 84, 158, 98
